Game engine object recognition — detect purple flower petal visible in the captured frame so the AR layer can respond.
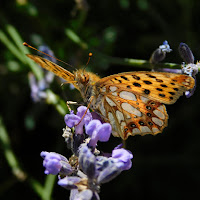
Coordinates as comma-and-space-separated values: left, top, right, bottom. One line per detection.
41, 152, 62, 175
178, 43, 194, 64
65, 106, 92, 134
97, 163, 121, 184
111, 148, 133, 171
86, 120, 111, 147
60, 160, 73, 176
112, 148, 133, 161
113, 143, 123, 150
58, 176, 81, 189
96, 123, 112, 142
64, 114, 81, 128
70, 189, 79, 200
85, 120, 101, 137
76, 106, 92, 126
78, 145, 96, 179
74, 189, 93, 200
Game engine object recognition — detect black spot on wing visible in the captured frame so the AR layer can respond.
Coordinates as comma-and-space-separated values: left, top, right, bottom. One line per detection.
114, 78, 122, 83
133, 82, 141, 87
144, 89, 150, 94
146, 74, 156, 78
132, 75, 140, 80
169, 92, 175, 95
147, 113, 151, 117
160, 84, 168, 88
146, 106, 152, 110
121, 76, 129, 81
148, 121, 153, 126
143, 80, 152, 85
156, 79, 163, 83
173, 88, 179, 91
139, 121, 145, 125
156, 88, 163, 91
130, 123, 136, 128
159, 94, 166, 97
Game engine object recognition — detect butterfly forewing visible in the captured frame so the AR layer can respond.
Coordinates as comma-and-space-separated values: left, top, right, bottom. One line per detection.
27, 54, 75, 82
98, 71, 195, 104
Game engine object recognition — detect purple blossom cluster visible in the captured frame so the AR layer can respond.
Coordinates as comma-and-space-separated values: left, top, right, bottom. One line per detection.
41, 106, 133, 200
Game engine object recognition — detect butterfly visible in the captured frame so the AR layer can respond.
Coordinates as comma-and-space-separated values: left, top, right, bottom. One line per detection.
26, 54, 195, 140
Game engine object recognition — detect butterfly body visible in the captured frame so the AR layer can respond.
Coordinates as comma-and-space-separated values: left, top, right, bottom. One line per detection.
27, 54, 195, 140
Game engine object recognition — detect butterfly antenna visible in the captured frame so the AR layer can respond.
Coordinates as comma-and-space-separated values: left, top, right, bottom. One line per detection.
23, 42, 75, 70
83, 52, 93, 70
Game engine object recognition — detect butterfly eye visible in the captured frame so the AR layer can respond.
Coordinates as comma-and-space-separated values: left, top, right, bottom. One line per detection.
80, 74, 89, 84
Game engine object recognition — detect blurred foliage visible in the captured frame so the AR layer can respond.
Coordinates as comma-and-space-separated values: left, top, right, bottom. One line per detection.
0, 0, 200, 200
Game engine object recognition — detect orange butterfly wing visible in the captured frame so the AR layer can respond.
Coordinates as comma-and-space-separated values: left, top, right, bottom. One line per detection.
95, 71, 195, 139
27, 54, 75, 82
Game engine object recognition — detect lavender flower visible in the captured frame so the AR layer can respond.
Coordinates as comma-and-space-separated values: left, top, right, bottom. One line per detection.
56, 142, 133, 199
28, 73, 48, 102
111, 148, 133, 170
178, 43, 199, 98
78, 145, 96, 179
96, 146, 133, 184
73, 190, 94, 200
58, 176, 82, 190
41, 151, 73, 175
41, 106, 133, 200
150, 40, 172, 64
182, 62, 198, 98
159, 40, 172, 53
41, 152, 62, 175
39, 45, 57, 63
85, 120, 112, 148
178, 42, 194, 64
28, 45, 56, 102
64, 106, 92, 134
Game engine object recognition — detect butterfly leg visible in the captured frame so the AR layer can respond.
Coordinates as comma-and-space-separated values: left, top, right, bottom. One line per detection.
75, 96, 94, 126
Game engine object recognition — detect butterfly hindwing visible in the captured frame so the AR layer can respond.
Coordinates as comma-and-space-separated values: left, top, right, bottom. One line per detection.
96, 85, 168, 139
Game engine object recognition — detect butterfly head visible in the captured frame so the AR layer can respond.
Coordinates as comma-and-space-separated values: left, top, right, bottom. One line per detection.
74, 69, 100, 87
78, 70, 90, 84
73, 69, 100, 102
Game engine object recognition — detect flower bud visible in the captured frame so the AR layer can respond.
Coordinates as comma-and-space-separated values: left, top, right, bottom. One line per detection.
178, 43, 194, 64
78, 146, 96, 179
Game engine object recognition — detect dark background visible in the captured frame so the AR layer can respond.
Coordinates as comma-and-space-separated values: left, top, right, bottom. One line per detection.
0, 0, 200, 200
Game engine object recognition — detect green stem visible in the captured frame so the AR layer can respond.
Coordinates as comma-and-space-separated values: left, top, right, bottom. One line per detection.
28, 178, 46, 199
0, 116, 26, 181
42, 175, 57, 200
107, 55, 181, 69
